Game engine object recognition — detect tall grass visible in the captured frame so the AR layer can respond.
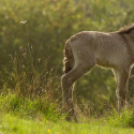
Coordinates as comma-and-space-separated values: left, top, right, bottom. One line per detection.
0, 45, 63, 121
1, 45, 61, 96
0, 93, 63, 122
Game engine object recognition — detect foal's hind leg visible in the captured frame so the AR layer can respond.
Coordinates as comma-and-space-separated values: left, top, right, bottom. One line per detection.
115, 68, 129, 114
61, 61, 95, 121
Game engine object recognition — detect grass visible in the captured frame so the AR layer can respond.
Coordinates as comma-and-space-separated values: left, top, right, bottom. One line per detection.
0, 113, 134, 134
0, 94, 134, 134
1, 80, 134, 134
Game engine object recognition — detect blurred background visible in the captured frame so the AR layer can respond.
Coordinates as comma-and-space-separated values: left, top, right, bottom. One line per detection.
0, 0, 134, 116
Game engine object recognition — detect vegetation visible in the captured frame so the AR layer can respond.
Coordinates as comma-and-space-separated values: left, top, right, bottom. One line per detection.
1, 93, 134, 133
0, 0, 134, 133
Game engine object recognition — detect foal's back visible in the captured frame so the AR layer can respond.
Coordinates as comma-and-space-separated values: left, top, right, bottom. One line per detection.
68, 31, 130, 69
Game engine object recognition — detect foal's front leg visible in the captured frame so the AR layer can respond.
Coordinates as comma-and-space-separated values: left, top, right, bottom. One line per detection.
116, 69, 129, 114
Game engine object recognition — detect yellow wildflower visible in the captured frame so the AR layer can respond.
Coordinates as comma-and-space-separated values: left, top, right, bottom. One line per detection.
48, 129, 51, 133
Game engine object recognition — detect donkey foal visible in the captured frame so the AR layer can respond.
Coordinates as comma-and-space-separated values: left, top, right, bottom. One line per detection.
61, 24, 134, 121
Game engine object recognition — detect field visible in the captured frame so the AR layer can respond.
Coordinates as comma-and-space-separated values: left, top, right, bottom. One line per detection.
0, 112, 134, 134
0, 94, 134, 134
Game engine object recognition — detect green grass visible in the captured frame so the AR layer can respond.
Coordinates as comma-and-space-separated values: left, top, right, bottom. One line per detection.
0, 113, 134, 134
1, 93, 134, 134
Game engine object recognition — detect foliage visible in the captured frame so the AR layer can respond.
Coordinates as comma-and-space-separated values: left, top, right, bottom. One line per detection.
0, 0, 134, 114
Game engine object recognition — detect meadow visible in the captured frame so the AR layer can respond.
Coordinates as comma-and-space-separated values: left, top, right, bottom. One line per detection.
1, 113, 134, 134
0, 0, 134, 133
1, 110, 134, 134
0, 93, 134, 134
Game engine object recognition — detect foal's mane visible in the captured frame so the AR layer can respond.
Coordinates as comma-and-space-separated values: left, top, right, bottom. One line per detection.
118, 24, 134, 34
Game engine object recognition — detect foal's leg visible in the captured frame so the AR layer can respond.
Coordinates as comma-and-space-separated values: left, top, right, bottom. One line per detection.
61, 61, 95, 121
115, 68, 129, 114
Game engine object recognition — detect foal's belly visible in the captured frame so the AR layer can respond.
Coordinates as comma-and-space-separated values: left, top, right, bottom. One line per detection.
96, 57, 116, 68
95, 44, 128, 69
96, 54, 125, 69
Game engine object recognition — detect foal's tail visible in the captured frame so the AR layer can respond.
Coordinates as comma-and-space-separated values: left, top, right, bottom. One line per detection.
63, 41, 74, 74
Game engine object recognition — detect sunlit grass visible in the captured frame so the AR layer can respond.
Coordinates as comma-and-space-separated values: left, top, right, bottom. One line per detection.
1, 93, 134, 134
0, 113, 134, 134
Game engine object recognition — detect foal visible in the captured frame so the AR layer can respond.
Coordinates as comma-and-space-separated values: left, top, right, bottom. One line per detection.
61, 24, 134, 121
